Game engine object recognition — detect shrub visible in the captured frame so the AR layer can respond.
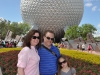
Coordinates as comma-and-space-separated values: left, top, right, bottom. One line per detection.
60, 48, 100, 64
0, 48, 100, 75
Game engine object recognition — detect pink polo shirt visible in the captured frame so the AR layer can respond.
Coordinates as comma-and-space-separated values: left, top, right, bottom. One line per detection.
17, 46, 40, 75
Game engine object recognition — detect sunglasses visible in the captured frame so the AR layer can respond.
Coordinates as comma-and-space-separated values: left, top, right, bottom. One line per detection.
45, 36, 54, 41
59, 60, 67, 65
32, 36, 40, 39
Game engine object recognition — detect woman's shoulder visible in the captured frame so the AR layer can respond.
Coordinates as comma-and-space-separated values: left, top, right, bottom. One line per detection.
20, 47, 30, 53
18, 47, 30, 57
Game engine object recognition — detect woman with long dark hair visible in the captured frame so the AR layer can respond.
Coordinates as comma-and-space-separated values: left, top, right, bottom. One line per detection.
58, 55, 76, 75
17, 29, 41, 75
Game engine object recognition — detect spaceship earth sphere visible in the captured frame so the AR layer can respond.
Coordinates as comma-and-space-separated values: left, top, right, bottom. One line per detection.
20, 0, 84, 42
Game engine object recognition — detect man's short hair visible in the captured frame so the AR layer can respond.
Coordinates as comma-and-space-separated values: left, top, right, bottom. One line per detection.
43, 30, 55, 36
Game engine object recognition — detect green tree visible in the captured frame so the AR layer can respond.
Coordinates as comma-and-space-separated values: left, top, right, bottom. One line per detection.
80, 24, 97, 40
94, 36, 100, 41
64, 25, 79, 40
0, 20, 31, 39
9, 22, 31, 38
0, 20, 11, 39
64, 24, 97, 40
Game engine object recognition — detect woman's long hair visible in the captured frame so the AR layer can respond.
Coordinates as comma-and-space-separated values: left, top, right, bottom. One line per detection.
22, 29, 41, 49
57, 54, 72, 75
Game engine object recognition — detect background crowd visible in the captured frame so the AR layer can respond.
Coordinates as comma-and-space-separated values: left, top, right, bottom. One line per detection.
0, 41, 17, 48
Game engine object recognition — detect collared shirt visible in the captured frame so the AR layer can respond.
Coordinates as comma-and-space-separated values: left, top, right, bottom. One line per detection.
17, 46, 40, 75
38, 44, 60, 75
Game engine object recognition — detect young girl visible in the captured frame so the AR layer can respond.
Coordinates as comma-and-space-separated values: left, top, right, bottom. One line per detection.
58, 55, 76, 75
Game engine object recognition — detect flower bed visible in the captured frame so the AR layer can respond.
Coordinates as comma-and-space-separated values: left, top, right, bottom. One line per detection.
0, 48, 100, 75
0, 48, 21, 53
66, 56, 100, 75
60, 48, 100, 64
0, 51, 20, 75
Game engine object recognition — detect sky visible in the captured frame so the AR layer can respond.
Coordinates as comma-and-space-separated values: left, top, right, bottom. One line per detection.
0, 0, 100, 37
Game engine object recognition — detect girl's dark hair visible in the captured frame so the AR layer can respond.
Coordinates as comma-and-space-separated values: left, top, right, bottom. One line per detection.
22, 29, 41, 49
57, 54, 72, 75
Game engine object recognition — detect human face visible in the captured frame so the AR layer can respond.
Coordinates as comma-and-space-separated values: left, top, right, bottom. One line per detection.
43, 32, 54, 46
59, 58, 67, 68
30, 33, 40, 46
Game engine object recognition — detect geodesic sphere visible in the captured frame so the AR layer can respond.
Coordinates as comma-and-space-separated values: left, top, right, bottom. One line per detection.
20, 0, 84, 41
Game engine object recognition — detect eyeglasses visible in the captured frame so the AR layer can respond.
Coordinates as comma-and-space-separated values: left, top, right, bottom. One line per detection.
59, 60, 67, 65
32, 36, 40, 39
45, 36, 54, 41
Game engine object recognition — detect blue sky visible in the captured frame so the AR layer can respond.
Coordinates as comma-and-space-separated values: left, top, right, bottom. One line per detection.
0, 0, 100, 37
80, 0, 100, 37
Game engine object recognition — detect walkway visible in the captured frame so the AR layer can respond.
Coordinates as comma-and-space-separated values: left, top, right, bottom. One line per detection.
77, 50, 100, 56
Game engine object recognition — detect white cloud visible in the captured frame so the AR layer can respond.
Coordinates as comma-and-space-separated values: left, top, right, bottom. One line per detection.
93, 24, 100, 37
98, 23, 100, 27
92, 6, 97, 11
93, 30, 100, 37
85, 3, 93, 7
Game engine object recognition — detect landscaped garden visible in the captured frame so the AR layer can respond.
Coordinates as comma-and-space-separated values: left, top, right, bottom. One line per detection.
0, 48, 100, 75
